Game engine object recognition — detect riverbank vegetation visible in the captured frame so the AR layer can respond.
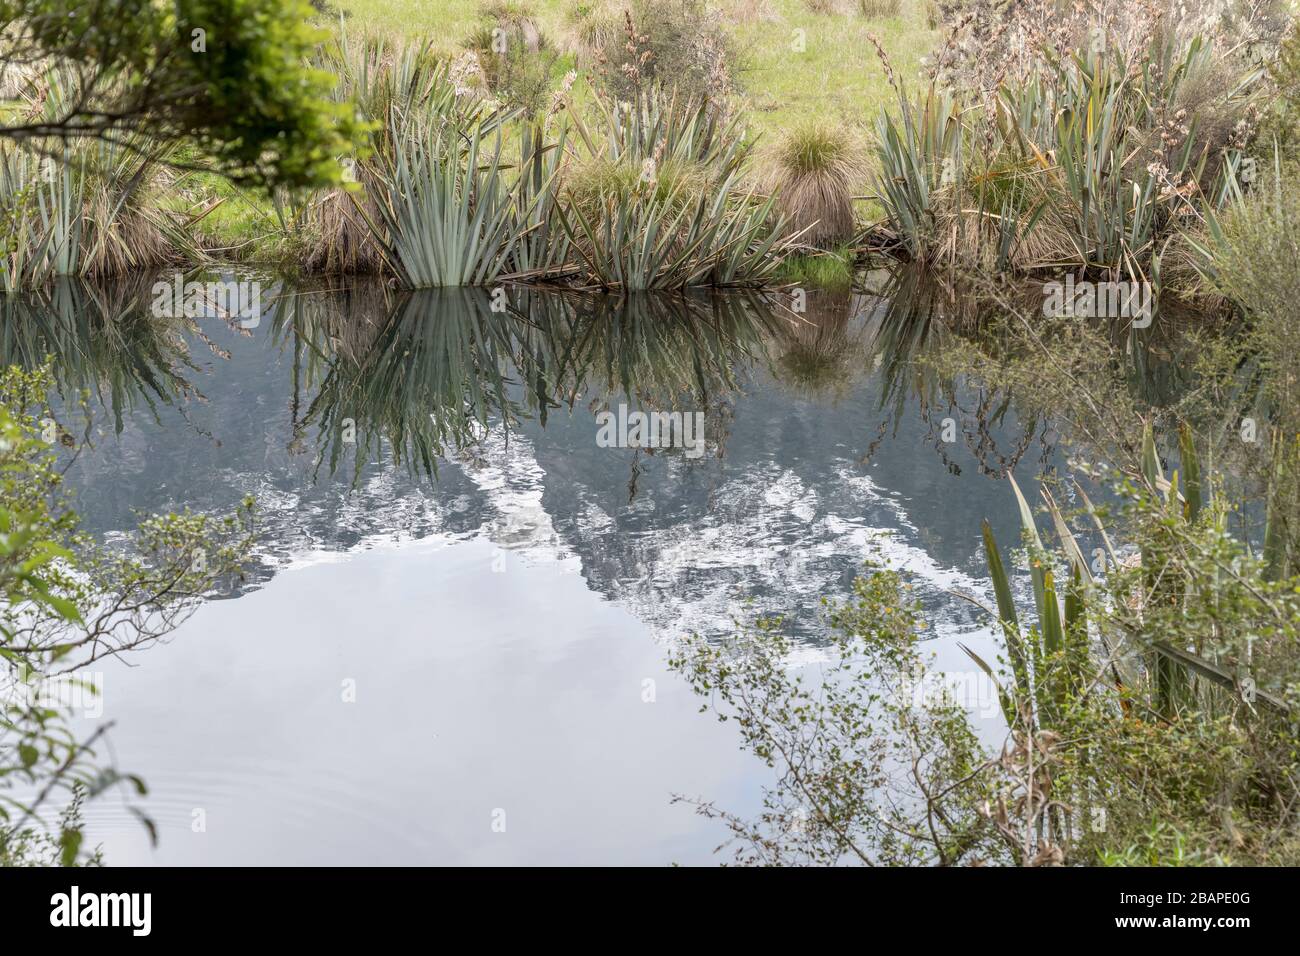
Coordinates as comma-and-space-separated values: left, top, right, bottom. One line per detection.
3, 1, 1293, 301
669, 54, 1300, 856
673, 274, 1300, 864
1, 0, 1299, 867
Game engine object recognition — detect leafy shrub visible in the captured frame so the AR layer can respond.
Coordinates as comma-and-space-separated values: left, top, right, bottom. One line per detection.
1264, 19, 1300, 159
465, 1, 562, 116
592, 1, 735, 105
673, 457, 1300, 865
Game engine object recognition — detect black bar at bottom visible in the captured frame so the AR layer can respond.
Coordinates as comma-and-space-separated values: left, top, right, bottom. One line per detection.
0, 865, 1286, 941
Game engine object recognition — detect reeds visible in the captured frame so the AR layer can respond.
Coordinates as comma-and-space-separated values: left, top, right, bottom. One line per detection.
867, 19, 1268, 282
0, 68, 190, 293
294, 39, 791, 290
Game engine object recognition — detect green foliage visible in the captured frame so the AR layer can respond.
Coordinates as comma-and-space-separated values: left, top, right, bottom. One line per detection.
556, 170, 782, 290
370, 99, 525, 287
570, 87, 751, 176
674, 400, 1300, 864
1262, 16, 1300, 159
507, 120, 572, 277
291, 39, 789, 290
871, 82, 962, 263
0, 785, 102, 866
0, 0, 370, 192
465, 3, 564, 116
982, 425, 1298, 863
0, 135, 192, 291
1197, 169, 1300, 576
670, 568, 1002, 865
774, 248, 855, 289
313, 40, 538, 288
0, 363, 255, 865
869, 22, 1267, 279
559, 89, 785, 289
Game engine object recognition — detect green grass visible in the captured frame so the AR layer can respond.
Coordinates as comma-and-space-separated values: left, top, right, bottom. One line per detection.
335, 0, 937, 140
333, 0, 487, 37
175, 173, 293, 260
775, 246, 855, 289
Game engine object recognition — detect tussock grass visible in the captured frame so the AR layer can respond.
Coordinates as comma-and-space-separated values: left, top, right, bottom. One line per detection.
858, 0, 900, 17
763, 121, 867, 248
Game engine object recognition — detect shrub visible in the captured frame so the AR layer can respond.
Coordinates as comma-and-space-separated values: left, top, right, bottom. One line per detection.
291, 35, 447, 277
465, 1, 561, 116
557, 89, 786, 290
1264, 19, 1300, 160
0, 138, 185, 291
0, 65, 193, 290
1201, 172, 1300, 575
869, 20, 1271, 277
672, 456, 1300, 865
592, 1, 735, 105
556, 161, 783, 290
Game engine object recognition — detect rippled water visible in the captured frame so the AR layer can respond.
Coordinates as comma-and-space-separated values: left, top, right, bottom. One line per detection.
7, 269, 1136, 864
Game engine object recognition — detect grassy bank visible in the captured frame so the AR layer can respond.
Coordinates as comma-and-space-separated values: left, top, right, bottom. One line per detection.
178, 0, 935, 274
2, 2, 1295, 296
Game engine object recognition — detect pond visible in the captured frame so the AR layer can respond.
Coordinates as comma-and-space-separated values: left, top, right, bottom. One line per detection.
5, 269, 1181, 864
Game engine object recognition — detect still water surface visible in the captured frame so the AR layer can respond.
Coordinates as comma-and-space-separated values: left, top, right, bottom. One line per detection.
9, 272, 1098, 863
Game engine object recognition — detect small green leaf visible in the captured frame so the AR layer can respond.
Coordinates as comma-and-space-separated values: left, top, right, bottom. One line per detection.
18, 743, 38, 768
59, 827, 82, 867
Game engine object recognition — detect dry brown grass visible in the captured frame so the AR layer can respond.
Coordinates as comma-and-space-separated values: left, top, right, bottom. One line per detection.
716, 0, 783, 24
858, 0, 900, 18
560, 1, 622, 62
300, 182, 388, 275
801, 0, 848, 16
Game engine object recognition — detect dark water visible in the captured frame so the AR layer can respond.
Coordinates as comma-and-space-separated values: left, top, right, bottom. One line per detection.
4, 269, 1161, 864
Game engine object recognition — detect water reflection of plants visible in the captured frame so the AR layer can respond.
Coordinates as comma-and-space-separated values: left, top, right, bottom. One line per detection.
927, 266, 1298, 578
0, 277, 204, 434
859, 267, 1049, 479
280, 283, 783, 483
772, 290, 866, 403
